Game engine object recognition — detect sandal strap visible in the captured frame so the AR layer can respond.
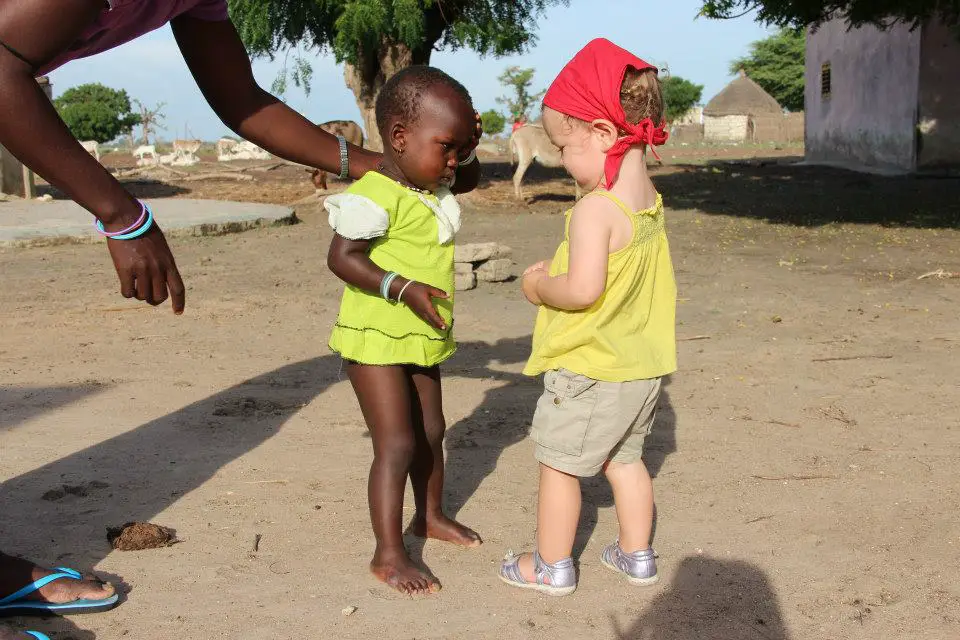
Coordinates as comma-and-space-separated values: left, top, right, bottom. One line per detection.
533, 551, 574, 587
0, 567, 81, 605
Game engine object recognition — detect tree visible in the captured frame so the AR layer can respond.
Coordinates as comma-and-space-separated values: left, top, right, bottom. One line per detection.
661, 76, 704, 123
729, 28, 805, 111
698, 1, 960, 30
229, 0, 566, 151
480, 109, 508, 136
495, 66, 545, 124
133, 100, 167, 145
53, 83, 141, 143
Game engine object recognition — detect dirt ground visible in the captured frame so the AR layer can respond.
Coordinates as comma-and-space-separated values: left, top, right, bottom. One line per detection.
2, 146, 960, 640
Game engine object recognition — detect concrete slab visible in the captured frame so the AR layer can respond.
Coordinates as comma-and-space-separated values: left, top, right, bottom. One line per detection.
0, 198, 296, 247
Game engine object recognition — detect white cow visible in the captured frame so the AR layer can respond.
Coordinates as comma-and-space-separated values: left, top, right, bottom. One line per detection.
509, 124, 581, 201
134, 144, 156, 160
80, 140, 100, 162
216, 137, 238, 161
218, 139, 271, 161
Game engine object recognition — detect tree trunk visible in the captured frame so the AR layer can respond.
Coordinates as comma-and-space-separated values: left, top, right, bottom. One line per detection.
343, 37, 433, 152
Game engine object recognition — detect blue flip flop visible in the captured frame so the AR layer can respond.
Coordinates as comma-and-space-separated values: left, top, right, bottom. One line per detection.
0, 567, 118, 616
25, 632, 51, 640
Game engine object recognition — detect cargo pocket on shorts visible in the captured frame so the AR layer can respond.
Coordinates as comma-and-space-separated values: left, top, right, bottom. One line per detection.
531, 369, 599, 456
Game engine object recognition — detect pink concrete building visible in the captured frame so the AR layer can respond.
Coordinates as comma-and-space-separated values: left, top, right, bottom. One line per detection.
805, 19, 960, 172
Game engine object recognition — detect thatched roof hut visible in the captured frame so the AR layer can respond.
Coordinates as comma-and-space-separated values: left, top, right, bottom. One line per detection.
703, 70, 782, 117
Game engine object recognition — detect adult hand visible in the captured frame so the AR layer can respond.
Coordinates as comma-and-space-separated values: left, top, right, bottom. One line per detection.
106, 225, 185, 314
468, 111, 483, 154
399, 281, 449, 330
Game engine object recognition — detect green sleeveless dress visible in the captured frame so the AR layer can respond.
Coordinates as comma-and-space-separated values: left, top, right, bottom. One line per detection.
324, 172, 461, 367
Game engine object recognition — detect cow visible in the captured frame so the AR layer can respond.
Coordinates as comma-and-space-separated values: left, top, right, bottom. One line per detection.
133, 144, 158, 166
216, 137, 238, 160
173, 139, 202, 156
80, 140, 100, 162
509, 124, 581, 201
310, 120, 364, 192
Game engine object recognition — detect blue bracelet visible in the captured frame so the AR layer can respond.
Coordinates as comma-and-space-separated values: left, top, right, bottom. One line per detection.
380, 271, 400, 300
95, 203, 154, 240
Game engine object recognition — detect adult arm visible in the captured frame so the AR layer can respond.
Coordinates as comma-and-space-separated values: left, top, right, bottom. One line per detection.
171, 16, 380, 179
0, 0, 185, 312
173, 16, 482, 191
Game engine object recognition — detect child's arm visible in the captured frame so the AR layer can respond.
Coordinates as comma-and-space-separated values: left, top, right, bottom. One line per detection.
327, 235, 449, 330
531, 198, 613, 311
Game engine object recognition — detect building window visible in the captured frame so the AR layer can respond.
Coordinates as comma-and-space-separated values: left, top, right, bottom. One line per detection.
821, 63, 831, 100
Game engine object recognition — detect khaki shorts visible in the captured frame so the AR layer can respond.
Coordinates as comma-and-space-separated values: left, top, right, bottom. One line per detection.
531, 369, 661, 477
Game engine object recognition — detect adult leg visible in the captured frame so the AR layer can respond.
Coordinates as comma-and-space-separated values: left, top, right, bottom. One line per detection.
407, 366, 481, 547
346, 363, 437, 595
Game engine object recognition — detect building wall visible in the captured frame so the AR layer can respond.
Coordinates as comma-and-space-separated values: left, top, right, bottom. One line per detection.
783, 112, 805, 142
805, 20, 921, 171
918, 21, 960, 168
674, 106, 704, 126
704, 115, 748, 142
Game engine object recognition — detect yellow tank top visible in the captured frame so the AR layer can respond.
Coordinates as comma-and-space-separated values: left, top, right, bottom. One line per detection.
523, 191, 677, 382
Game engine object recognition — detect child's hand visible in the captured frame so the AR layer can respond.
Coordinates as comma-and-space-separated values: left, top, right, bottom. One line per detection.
523, 259, 551, 277
400, 281, 449, 330
522, 269, 546, 305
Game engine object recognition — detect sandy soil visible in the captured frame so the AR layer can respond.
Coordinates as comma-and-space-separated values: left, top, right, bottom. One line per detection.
2, 149, 959, 640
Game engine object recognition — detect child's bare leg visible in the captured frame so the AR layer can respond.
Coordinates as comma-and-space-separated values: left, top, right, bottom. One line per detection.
347, 363, 439, 595
515, 464, 581, 580
407, 366, 482, 547
604, 459, 654, 551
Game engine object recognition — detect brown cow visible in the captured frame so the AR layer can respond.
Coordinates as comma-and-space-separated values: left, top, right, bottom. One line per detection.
310, 120, 364, 191
173, 139, 202, 155
509, 124, 581, 201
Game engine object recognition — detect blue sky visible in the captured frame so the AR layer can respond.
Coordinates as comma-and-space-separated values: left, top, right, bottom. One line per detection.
49, 0, 774, 141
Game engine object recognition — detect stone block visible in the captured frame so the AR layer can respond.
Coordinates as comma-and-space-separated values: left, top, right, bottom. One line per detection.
454, 261, 475, 276
454, 242, 498, 263
455, 271, 477, 291
476, 258, 513, 282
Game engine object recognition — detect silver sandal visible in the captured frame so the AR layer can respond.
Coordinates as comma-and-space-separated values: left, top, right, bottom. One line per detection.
601, 540, 659, 585
499, 549, 577, 596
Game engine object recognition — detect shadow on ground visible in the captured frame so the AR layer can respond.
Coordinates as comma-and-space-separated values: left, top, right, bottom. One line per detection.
37, 179, 190, 201
653, 161, 960, 229
613, 556, 790, 640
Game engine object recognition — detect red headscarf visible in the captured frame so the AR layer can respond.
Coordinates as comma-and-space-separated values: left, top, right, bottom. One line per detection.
543, 38, 669, 189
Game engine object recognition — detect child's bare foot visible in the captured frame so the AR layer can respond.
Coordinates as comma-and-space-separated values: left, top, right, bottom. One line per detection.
370, 549, 440, 595
410, 513, 483, 547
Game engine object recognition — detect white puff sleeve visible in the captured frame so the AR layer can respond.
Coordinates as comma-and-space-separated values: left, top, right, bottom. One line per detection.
324, 193, 390, 240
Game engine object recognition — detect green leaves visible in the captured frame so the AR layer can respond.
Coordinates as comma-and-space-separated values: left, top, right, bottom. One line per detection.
229, 0, 567, 64
730, 28, 805, 111
699, 0, 960, 30
480, 109, 508, 135
662, 76, 705, 123
496, 66, 545, 123
53, 83, 141, 143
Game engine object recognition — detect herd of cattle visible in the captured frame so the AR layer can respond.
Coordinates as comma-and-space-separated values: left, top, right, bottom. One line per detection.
78, 120, 576, 199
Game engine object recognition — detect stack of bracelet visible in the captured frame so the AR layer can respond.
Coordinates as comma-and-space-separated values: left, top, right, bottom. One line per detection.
94, 200, 155, 240
380, 271, 416, 302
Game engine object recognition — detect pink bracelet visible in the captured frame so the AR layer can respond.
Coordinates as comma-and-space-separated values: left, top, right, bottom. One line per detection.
95, 201, 147, 237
